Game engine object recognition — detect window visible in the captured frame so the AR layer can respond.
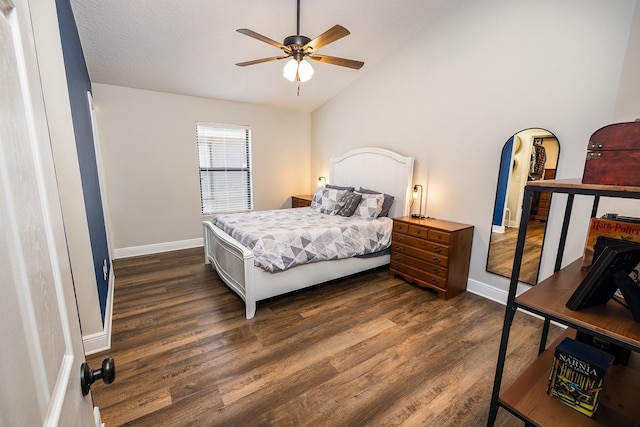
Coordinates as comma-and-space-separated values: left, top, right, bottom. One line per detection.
196, 123, 253, 215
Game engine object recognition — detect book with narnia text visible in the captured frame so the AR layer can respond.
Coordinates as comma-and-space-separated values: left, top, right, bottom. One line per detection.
547, 337, 614, 417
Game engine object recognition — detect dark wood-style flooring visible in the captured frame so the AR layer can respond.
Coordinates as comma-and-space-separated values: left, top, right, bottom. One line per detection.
87, 247, 561, 426
486, 221, 547, 285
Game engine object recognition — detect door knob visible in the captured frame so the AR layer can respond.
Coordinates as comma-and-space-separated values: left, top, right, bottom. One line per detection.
81, 357, 116, 396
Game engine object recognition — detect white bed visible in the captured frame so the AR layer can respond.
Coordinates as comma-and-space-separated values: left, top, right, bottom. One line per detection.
203, 147, 414, 319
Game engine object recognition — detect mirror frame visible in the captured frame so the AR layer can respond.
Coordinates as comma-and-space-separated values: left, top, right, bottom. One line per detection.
486, 128, 560, 285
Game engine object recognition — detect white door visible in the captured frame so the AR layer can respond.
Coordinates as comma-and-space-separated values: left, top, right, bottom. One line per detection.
0, 0, 97, 425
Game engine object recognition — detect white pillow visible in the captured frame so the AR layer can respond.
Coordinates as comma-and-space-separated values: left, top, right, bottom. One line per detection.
352, 192, 384, 218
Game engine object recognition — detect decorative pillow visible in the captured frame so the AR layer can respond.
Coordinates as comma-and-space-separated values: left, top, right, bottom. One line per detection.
358, 187, 395, 217
310, 188, 349, 214
326, 184, 355, 191
310, 187, 324, 208
336, 192, 362, 217
353, 192, 384, 218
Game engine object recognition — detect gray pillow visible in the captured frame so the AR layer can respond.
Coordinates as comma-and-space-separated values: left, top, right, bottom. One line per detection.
311, 188, 349, 214
358, 187, 395, 217
337, 192, 362, 217
326, 184, 355, 191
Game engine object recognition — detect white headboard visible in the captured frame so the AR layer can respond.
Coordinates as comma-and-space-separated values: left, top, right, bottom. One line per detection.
329, 147, 415, 218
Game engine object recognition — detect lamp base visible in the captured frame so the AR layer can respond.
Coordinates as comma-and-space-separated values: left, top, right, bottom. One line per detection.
411, 214, 434, 219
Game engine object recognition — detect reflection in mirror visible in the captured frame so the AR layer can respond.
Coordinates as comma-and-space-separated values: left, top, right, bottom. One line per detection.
486, 128, 560, 285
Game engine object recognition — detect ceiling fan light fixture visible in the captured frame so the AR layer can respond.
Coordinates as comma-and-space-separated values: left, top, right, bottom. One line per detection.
298, 59, 314, 81
283, 58, 314, 82
283, 58, 298, 81
237, 0, 364, 85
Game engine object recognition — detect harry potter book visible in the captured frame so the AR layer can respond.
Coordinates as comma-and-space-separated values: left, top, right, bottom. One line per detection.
582, 217, 640, 269
547, 337, 614, 417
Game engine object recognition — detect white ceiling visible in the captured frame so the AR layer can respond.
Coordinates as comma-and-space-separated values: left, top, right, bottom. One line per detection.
70, 0, 463, 112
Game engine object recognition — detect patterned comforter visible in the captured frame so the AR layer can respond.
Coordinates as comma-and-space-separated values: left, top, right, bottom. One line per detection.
212, 208, 392, 272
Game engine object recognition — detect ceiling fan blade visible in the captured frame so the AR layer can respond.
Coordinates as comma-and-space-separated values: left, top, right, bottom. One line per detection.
309, 54, 364, 70
236, 56, 289, 67
237, 28, 289, 51
303, 25, 350, 51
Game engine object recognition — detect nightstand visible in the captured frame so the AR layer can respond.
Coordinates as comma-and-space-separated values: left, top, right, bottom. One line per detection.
390, 216, 474, 299
291, 194, 313, 208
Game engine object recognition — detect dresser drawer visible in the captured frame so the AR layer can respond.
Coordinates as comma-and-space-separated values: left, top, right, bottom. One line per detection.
291, 195, 313, 208
407, 224, 452, 245
391, 252, 448, 278
538, 196, 551, 209
393, 222, 409, 234
428, 229, 451, 244
408, 224, 429, 239
392, 233, 448, 256
389, 262, 447, 291
391, 241, 449, 268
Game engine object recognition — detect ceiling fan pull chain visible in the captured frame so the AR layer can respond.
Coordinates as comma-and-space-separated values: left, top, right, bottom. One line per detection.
297, 85, 300, 96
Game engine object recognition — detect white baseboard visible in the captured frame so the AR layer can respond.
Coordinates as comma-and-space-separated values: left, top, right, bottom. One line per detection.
83, 269, 114, 355
467, 278, 509, 304
491, 224, 505, 234
93, 406, 104, 427
114, 237, 204, 259
467, 278, 567, 328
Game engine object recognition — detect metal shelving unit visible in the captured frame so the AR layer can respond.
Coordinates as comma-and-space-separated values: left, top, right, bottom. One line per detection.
487, 179, 640, 426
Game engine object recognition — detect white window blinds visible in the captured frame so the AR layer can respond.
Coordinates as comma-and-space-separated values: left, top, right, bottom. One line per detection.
196, 123, 253, 215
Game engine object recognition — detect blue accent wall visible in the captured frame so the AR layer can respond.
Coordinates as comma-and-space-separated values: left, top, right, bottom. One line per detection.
55, 0, 110, 324
493, 137, 513, 227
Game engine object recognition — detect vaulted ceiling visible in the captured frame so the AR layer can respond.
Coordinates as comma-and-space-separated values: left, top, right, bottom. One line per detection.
70, 0, 465, 112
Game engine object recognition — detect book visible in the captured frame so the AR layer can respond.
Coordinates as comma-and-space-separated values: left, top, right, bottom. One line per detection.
581, 217, 640, 269
575, 330, 631, 366
547, 337, 614, 417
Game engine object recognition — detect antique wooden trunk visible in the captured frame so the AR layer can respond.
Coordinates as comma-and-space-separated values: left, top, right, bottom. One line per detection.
582, 121, 640, 187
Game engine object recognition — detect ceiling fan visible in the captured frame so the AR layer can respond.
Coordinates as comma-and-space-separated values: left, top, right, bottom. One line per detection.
235, 0, 364, 83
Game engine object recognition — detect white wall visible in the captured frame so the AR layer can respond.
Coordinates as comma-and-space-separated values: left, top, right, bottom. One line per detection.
93, 84, 311, 255
615, 0, 640, 122
311, 0, 639, 298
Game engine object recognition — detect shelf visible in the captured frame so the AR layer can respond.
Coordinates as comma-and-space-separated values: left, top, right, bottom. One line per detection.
516, 259, 640, 351
500, 330, 640, 426
526, 179, 640, 198
488, 178, 640, 426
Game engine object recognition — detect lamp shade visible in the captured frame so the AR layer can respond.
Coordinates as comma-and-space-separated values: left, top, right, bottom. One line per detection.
283, 58, 314, 82
297, 59, 314, 81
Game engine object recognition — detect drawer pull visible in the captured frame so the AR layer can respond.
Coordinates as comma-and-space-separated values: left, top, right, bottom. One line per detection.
393, 264, 402, 269
394, 246, 402, 251
434, 246, 443, 253
432, 257, 441, 264
433, 268, 441, 274
431, 278, 440, 285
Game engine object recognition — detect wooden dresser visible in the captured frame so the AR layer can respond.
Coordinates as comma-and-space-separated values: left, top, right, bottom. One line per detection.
291, 194, 313, 208
531, 168, 556, 221
390, 216, 474, 299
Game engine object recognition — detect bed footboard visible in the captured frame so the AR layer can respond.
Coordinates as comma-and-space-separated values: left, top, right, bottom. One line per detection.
203, 221, 257, 319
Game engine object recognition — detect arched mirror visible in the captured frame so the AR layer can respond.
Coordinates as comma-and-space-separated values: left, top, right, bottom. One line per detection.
486, 128, 560, 285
